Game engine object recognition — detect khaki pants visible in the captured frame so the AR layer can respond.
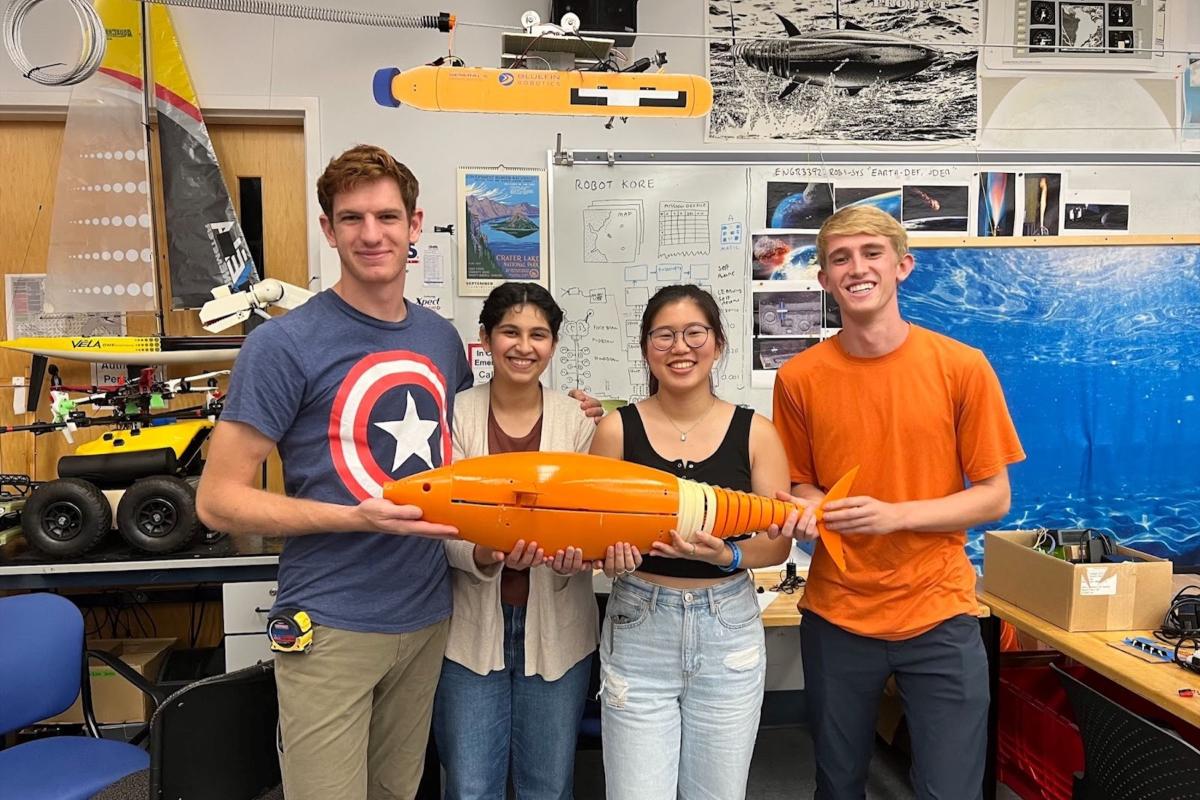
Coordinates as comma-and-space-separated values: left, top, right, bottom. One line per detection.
275, 618, 449, 800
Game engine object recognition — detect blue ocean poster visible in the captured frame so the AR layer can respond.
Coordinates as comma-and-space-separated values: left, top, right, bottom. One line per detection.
457, 168, 547, 296
904, 243, 1200, 565
1185, 56, 1200, 144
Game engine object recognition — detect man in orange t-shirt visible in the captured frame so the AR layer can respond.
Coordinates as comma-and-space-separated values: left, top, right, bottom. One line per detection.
771, 206, 1024, 799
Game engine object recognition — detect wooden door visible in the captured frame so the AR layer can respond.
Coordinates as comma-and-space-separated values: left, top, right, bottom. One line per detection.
0, 119, 306, 492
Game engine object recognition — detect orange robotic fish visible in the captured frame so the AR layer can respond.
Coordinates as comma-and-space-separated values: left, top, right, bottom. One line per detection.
383, 452, 857, 571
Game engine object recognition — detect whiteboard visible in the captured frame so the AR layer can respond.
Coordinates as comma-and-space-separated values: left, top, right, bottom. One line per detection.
548, 165, 751, 403
548, 151, 1200, 416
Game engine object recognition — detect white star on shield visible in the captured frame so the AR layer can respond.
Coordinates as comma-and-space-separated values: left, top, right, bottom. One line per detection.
374, 392, 440, 472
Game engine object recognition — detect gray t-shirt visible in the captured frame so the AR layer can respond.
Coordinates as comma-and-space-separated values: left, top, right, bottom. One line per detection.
221, 289, 472, 633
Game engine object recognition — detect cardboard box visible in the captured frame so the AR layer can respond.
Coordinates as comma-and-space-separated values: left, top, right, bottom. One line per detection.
983, 531, 1173, 632
42, 637, 177, 725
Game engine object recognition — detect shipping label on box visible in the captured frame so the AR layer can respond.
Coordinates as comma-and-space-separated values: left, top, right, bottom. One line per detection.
1079, 566, 1119, 596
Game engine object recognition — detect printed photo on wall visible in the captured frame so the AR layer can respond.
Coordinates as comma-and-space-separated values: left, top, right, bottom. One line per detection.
705, 0, 980, 142
824, 291, 842, 329
751, 232, 818, 280
1184, 55, 1200, 148
1059, 3, 1107, 53
1020, 173, 1062, 236
977, 172, 1017, 237
834, 187, 902, 221
457, 167, 548, 296
1062, 189, 1130, 233
753, 337, 819, 376
750, 279, 826, 387
901, 185, 970, 233
765, 182, 834, 229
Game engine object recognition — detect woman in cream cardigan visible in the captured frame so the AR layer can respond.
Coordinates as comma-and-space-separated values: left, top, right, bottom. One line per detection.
434, 282, 598, 800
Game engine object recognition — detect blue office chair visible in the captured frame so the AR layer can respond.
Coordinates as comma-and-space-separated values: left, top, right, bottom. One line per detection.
0, 592, 151, 799
1052, 662, 1200, 799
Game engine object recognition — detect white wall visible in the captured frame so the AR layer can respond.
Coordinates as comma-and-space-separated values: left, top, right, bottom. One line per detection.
3, 0, 1197, 349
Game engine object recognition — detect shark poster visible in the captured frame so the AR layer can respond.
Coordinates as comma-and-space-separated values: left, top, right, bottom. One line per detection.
706, 0, 981, 142
457, 167, 548, 296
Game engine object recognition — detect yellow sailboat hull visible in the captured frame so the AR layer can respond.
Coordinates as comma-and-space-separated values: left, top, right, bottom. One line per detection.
0, 336, 242, 365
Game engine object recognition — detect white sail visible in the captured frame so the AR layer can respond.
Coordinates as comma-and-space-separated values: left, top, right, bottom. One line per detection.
43, 1, 158, 314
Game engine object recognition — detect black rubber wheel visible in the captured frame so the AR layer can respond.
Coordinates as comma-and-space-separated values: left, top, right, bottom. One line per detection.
116, 476, 200, 554
21, 478, 112, 558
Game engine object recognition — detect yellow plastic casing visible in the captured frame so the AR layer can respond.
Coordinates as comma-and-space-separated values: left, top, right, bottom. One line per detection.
389, 65, 713, 118
73, 419, 213, 458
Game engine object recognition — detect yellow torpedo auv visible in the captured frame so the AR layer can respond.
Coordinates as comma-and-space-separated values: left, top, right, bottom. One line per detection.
373, 65, 713, 118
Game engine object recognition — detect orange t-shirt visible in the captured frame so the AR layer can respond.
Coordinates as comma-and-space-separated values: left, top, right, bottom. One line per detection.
772, 324, 1025, 640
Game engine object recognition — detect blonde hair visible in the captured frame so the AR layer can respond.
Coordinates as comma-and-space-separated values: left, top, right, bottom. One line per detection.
816, 206, 908, 267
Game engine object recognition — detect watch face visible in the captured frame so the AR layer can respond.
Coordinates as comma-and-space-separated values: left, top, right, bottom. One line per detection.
1108, 30, 1134, 52
1030, 29, 1055, 49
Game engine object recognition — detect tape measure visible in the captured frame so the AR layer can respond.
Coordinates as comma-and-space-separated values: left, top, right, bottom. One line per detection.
267, 608, 313, 653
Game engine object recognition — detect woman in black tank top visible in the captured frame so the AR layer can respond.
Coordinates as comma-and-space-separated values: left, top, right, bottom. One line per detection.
588, 286, 800, 799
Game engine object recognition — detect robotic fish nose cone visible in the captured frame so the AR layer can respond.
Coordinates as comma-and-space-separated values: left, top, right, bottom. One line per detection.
382, 465, 454, 517
373, 67, 402, 107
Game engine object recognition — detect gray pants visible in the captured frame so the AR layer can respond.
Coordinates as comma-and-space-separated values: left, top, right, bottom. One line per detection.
800, 611, 989, 800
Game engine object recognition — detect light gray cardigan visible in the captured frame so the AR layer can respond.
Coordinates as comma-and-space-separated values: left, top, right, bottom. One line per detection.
444, 384, 599, 680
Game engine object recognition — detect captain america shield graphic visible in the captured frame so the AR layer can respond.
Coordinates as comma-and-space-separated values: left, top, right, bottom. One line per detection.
329, 351, 451, 501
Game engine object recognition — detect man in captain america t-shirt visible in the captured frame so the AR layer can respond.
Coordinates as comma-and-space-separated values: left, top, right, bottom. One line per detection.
197, 144, 470, 800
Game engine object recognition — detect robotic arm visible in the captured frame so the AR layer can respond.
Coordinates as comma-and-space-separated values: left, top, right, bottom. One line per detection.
199, 279, 315, 333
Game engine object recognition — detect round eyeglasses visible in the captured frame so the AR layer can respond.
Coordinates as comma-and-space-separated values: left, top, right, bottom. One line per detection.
647, 324, 712, 351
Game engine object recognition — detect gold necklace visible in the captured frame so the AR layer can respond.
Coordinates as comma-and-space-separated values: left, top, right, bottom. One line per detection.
656, 395, 717, 442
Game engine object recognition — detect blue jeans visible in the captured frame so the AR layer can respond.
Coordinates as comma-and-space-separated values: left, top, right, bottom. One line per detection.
599, 572, 766, 800
433, 603, 593, 800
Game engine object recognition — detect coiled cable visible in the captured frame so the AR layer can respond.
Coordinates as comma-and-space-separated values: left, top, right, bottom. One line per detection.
138, 0, 453, 32
4, 0, 453, 87
3, 0, 106, 86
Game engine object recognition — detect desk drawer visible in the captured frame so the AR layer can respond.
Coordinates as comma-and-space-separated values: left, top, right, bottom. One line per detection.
225, 632, 274, 672
223, 581, 278, 634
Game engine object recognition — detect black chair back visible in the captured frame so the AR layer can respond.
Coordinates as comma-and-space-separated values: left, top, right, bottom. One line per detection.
149, 661, 280, 800
1052, 662, 1200, 799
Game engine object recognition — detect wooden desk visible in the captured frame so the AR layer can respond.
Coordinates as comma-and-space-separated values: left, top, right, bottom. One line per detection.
979, 590, 1200, 728
755, 570, 805, 627
757, 570, 991, 628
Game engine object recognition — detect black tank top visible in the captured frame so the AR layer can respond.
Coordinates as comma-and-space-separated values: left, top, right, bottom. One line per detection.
618, 403, 754, 579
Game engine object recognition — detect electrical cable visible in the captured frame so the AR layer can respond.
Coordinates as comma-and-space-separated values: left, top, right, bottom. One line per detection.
189, 595, 206, 647
1154, 584, 1200, 649
3, 0, 105, 86
508, 31, 548, 71
1031, 527, 1055, 555
1174, 636, 1200, 675
131, 595, 157, 638
4, 0, 451, 86
770, 561, 805, 594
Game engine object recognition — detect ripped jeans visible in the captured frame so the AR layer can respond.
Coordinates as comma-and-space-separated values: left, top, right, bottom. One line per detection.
599, 571, 765, 800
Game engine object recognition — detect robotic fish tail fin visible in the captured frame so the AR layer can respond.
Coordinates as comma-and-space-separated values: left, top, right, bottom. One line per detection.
814, 466, 859, 573
705, 465, 858, 573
